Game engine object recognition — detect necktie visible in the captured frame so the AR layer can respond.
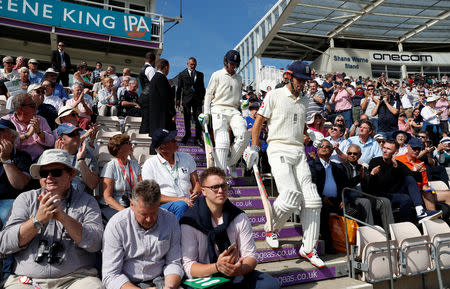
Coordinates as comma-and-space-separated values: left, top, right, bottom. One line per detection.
190, 70, 195, 82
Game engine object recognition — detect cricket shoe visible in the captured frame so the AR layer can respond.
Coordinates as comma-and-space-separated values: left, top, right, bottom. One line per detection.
265, 231, 279, 249
299, 245, 325, 268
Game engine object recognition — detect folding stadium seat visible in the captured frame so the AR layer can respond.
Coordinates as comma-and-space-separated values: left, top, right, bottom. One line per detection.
389, 222, 433, 276
421, 219, 450, 269
129, 132, 152, 164
429, 180, 449, 190
96, 116, 121, 132
124, 116, 142, 134
96, 130, 121, 168
354, 225, 400, 282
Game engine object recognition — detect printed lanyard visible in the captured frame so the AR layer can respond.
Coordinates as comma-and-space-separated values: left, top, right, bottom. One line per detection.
117, 158, 135, 190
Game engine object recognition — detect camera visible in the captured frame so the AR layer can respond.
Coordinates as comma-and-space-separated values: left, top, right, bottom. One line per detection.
121, 193, 131, 208
35, 240, 64, 264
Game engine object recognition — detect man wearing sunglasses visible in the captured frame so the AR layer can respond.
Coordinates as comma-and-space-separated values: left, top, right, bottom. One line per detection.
51, 41, 72, 87
0, 149, 104, 289
55, 123, 99, 195
2, 93, 55, 161
0, 56, 19, 81
180, 167, 280, 289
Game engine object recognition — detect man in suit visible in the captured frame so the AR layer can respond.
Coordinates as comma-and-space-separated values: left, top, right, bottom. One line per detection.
176, 57, 206, 147
139, 58, 176, 141
51, 41, 72, 87
308, 139, 349, 253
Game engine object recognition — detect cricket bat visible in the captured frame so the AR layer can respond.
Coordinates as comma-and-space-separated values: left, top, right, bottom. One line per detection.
253, 164, 273, 232
202, 123, 217, 168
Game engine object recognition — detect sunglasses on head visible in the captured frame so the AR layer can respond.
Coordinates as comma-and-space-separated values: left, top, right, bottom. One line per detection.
347, 152, 359, 156
39, 168, 67, 178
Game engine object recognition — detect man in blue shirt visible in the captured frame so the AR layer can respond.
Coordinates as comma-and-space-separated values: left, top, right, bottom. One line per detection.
347, 119, 382, 166
27, 59, 44, 84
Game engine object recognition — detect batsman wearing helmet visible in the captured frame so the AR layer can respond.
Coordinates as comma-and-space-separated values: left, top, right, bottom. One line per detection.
202, 50, 250, 176
244, 61, 325, 268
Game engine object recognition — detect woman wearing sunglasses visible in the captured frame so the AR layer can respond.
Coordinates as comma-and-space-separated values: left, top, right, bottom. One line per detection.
100, 134, 142, 221
2, 93, 54, 161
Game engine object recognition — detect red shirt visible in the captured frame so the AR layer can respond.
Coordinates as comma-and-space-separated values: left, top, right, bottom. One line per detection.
396, 154, 428, 189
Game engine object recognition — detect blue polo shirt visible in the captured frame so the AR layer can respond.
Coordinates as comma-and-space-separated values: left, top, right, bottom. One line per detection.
347, 136, 382, 165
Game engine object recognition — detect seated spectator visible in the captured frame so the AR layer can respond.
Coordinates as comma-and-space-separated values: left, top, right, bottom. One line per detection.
66, 83, 93, 129
44, 68, 68, 101
307, 112, 327, 137
396, 137, 450, 210
0, 119, 32, 227
116, 75, 130, 100
13, 56, 26, 72
102, 180, 184, 289
372, 88, 400, 138
97, 77, 118, 116
342, 144, 394, 226
348, 114, 369, 138
42, 79, 64, 112
28, 59, 44, 84
325, 123, 349, 163
100, 134, 142, 220
374, 133, 385, 149
334, 114, 348, 137
364, 139, 441, 222
180, 167, 280, 289
55, 123, 99, 194
392, 130, 410, 156
308, 139, 350, 253
18, 67, 30, 93
347, 119, 381, 166
92, 71, 107, 101
2, 93, 54, 161
0, 149, 103, 289
304, 132, 317, 162
436, 137, 450, 167
28, 83, 58, 131
398, 112, 414, 135
91, 62, 103, 84
118, 78, 141, 117
73, 64, 93, 89
107, 65, 120, 90
0, 56, 19, 81
142, 129, 201, 220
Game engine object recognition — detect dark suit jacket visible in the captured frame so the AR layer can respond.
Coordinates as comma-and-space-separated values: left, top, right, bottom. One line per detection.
341, 161, 370, 189
308, 158, 349, 202
176, 69, 205, 106
51, 50, 72, 73
139, 72, 176, 135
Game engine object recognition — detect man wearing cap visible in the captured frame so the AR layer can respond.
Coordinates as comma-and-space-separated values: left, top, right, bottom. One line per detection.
245, 60, 325, 268
51, 41, 72, 87
0, 149, 103, 289
396, 137, 450, 211
2, 93, 55, 161
330, 77, 354, 129
55, 123, 99, 194
44, 68, 68, 101
176, 57, 206, 146
142, 128, 202, 220
421, 93, 442, 146
202, 50, 250, 176
102, 180, 184, 289
28, 83, 58, 131
28, 59, 44, 85
0, 56, 19, 81
140, 58, 176, 138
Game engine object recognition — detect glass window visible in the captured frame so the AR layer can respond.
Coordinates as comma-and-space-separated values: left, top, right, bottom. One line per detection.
371, 64, 385, 71
387, 71, 401, 79
130, 4, 146, 16
109, 0, 124, 12
406, 65, 422, 73
439, 66, 450, 73
423, 66, 438, 72
387, 65, 400, 72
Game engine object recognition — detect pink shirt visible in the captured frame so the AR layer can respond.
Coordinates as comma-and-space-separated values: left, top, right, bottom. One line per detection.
398, 120, 413, 135
66, 97, 92, 121
436, 99, 449, 121
180, 213, 257, 278
2, 113, 55, 161
333, 88, 354, 112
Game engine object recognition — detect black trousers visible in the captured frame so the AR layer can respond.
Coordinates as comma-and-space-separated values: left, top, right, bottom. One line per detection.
183, 102, 202, 139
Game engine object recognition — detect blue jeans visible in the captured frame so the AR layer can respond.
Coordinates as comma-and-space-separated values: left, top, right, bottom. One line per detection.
186, 270, 280, 289
161, 200, 189, 220
336, 109, 352, 129
389, 175, 423, 222
0, 199, 14, 226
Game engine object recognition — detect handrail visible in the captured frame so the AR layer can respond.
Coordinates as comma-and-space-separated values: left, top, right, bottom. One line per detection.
341, 187, 395, 289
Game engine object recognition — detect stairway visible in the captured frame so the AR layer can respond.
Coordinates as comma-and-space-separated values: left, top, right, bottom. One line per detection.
175, 111, 371, 288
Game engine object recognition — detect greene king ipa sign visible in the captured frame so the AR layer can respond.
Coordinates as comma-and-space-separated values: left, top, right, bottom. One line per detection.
0, 0, 152, 41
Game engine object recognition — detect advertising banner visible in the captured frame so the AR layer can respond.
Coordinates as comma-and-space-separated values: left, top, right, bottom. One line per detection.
0, 0, 152, 41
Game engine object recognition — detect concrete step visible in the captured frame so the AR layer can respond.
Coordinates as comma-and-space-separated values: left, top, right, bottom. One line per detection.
252, 223, 302, 240
229, 196, 275, 210
282, 277, 372, 289
256, 254, 350, 287
255, 238, 325, 263
246, 209, 267, 225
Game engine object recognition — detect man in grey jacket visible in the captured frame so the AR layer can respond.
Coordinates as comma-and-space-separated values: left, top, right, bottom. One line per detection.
0, 149, 103, 289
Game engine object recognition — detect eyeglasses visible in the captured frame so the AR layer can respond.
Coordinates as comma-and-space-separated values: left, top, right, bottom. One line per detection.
58, 44, 65, 47
418, 136, 426, 139
367, 88, 374, 90
39, 168, 66, 178
22, 103, 37, 108
318, 144, 333, 149
347, 152, 359, 156
331, 127, 340, 132
377, 140, 385, 143
203, 183, 229, 192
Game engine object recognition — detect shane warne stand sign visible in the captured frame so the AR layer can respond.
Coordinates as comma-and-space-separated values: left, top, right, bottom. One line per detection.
0, 0, 152, 41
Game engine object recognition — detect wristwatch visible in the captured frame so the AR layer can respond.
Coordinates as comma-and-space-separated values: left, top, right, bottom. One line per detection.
33, 216, 43, 229
1, 159, 13, 164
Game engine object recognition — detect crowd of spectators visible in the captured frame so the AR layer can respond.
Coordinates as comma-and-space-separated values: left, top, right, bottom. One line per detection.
0, 47, 450, 288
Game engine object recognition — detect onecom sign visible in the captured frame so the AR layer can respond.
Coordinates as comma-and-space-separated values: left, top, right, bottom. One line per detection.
0, 0, 152, 41
369, 51, 450, 65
